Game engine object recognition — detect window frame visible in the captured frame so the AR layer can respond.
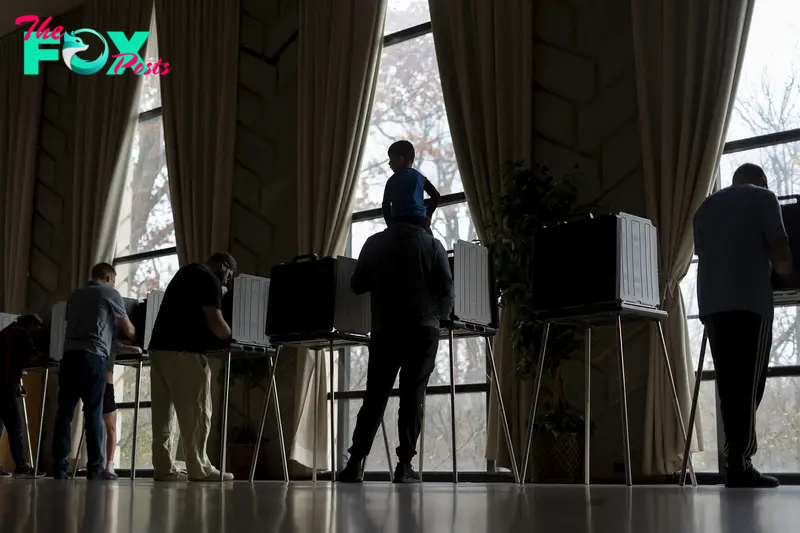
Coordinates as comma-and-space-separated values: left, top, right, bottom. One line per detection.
334, 17, 493, 478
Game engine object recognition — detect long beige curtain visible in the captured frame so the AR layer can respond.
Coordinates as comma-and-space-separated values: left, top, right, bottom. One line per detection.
428, 0, 533, 472
291, 0, 386, 470
0, 31, 43, 313
154, 0, 239, 265
633, 0, 756, 474
71, 0, 152, 287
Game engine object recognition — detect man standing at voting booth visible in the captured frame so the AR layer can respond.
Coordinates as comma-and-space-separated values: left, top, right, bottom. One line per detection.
694, 163, 795, 488
147, 252, 237, 482
52, 263, 136, 480
339, 223, 454, 483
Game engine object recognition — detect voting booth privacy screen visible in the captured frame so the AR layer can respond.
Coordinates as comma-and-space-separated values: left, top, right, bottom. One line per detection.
266, 255, 371, 337
231, 274, 271, 347
774, 195, 800, 292
447, 240, 496, 328
531, 213, 660, 312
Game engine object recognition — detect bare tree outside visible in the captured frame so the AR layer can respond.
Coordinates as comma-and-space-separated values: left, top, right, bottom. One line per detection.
681, 3, 800, 473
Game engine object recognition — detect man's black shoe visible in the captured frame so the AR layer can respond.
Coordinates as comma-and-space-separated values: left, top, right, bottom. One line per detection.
726, 466, 780, 488
88, 470, 119, 481
338, 458, 364, 483
393, 462, 421, 484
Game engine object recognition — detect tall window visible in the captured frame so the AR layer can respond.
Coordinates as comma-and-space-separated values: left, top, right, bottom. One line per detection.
681, 0, 800, 474
339, 0, 489, 476
110, 25, 177, 471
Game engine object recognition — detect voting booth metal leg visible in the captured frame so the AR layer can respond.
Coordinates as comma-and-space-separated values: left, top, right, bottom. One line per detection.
486, 336, 520, 484
219, 351, 232, 482
520, 324, 550, 484
329, 340, 336, 482
73, 421, 85, 479
313, 349, 320, 483
381, 419, 393, 478
681, 328, 707, 486
657, 322, 697, 487
419, 396, 426, 481
614, 317, 633, 487
20, 389, 33, 465
131, 360, 143, 481
249, 348, 289, 484
34, 368, 49, 473
447, 329, 458, 483
584, 328, 591, 485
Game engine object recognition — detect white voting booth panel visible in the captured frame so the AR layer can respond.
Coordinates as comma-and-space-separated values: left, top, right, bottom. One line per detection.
452, 240, 493, 326
333, 256, 371, 334
144, 290, 165, 350
0, 312, 17, 330
232, 274, 270, 346
617, 212, 660, 307
50, 302, 67, 361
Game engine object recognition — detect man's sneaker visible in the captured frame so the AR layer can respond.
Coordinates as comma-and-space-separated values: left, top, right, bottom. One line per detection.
88, 470, 119, 481
189, 469, 234, 482
338, 458, 364, 483
154, 471, 189, 482
726, 466, 780, 488
13, 465, 45, 479
0, 467, 11, 478
393, 462, 421, 484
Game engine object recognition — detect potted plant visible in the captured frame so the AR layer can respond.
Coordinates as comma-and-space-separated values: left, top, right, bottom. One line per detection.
219, 357, 272, 479
488, 162, 592, 482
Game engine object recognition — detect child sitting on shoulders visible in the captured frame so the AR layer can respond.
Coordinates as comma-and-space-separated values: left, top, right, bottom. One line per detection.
382, 140, 441, 235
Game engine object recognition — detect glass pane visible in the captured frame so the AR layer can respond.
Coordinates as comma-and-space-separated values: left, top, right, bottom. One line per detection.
725, 0, 800, 141
751, 376, 800, 473
350, 201, 477, 259
771, 306, 800, 366
115, 254, 180, 300
693, 380, 719, 472
346, 393, 487, 473
139, 23, 162, 113
681, 262, 699, 318
354, 32, 463, 213
113, 366, 152, 403
686, 318, 713, 372
718, 143, 800, 194
345, 337, 487, 391
385, 0, 431, 35
114, 116, 175, 257
116, 407, 153, 469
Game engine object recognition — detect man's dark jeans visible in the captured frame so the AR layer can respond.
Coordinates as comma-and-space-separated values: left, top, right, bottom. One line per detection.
0, 387, 26, 467
52, 351, 107, 475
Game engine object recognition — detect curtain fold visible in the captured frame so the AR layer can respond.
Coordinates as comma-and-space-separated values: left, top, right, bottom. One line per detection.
428, 0, 533, 472
632, 0, 756, 475
292, 0, 386, 470
70, 0, 152, 287
0, 31, 43, 313
154, 0, 239, 265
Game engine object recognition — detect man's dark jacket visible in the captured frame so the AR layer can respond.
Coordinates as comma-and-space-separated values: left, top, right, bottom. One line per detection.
351, 223, 454, 332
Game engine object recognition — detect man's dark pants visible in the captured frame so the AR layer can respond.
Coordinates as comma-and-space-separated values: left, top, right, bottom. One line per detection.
704, 310, 772, 473
0, 385, 26, 467
52, 350, 107, 474
347, 326, 439, 463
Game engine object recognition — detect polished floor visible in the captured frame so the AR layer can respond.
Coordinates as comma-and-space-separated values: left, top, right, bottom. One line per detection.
0, 479, 798, 532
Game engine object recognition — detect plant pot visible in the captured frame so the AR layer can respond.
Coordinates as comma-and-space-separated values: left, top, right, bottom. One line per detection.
226, 444, 270, 480
531, 431, 582, 483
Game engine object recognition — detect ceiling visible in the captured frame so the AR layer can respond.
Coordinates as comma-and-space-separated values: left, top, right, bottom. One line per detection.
1, 0, 84, 38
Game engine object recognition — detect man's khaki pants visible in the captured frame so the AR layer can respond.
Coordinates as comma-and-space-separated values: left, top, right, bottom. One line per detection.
150, 350, 215, 479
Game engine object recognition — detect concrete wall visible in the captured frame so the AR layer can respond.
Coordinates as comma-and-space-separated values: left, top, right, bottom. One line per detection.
532, 0, 652, 479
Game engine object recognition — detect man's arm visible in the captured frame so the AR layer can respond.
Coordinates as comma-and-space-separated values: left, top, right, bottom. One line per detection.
761, 192, 793, 278
382, 176, 394, 225
423, 176, 441, 219
430, 241, 455, 320
351, 238, 374, 295
200, 274, 232, 342
109, 291, 136, 341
